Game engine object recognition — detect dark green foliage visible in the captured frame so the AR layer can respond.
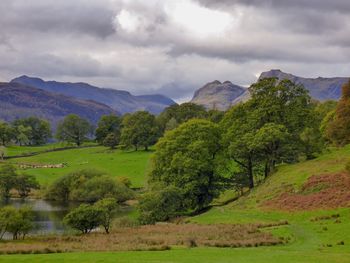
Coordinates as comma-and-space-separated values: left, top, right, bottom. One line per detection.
157, 103, 208, 133
13, 117, 51, 146
149, 119, 223, 213
221, 78, 319, 188
63, 204, 104, 234
138, 186, 184, 224
0, 165, 40, 199
103, 133, 118, 149
15, 174, 40, 198
207, 109, 225, 123
45, 169, 134, 203
0, 164, 17, 199
96, 115, 121, 145
0, 122, 14, 146
56, 114, 91, 146
120, 111, 159, 151
0, 206, 34, 240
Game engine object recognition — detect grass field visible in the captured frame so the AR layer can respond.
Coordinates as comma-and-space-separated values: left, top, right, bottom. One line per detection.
7, 146, 153, 188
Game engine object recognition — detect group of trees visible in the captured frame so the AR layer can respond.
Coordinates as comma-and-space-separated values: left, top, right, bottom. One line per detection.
0, 164, 39, 199
0, 206, 34, 240
0, 117, 51, 146
139, 78, 338, 223
45, 169, 133, 203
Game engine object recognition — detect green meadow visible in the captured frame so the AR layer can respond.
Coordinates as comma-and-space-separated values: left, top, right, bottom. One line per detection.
7, 145, 153, 188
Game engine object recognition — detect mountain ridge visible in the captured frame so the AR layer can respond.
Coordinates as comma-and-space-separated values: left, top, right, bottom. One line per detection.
0, 82, 116, 126
11, 75, 177, 115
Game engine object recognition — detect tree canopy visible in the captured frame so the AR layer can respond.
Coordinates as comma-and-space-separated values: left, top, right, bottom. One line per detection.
56, 114, 91, 146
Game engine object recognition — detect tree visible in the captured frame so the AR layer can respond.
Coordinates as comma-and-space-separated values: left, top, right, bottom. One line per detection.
0, 146, 6, 160
15, 125, 31, 146
0, 122, 14, 146
221, 78, 316, 188
149, 119, 223, 212
95, 115, 121, 145
138, 185, 183, 224
103, 133, 118, 149
120, 111, 159, 151
63, 204, 103, 234
13, 117, 51, 145
0, 164, 17, 199
56, 114, 91, 146
15, 174, 40, 198
326, 80, 350, 146
94, 198, 118, 234
157, 103, 208, 133
5, 206, 34, 240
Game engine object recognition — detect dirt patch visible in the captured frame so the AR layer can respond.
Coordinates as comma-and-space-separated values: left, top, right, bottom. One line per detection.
0, 223, 283, 254
263, 173, 350, 211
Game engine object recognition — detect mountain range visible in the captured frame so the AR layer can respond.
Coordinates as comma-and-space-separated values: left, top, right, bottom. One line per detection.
191, 70, 349, 110
0, 82, 115, 126
1, 70, 348, 126
11, 75, 176, 115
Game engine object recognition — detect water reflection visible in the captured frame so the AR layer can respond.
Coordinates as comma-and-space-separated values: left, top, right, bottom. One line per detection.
0, 199, 133, 237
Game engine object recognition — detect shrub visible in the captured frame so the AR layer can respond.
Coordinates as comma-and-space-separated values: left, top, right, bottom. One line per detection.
138, 186, 184, 224
45, 169, 134, 203
63, 204, 104, 234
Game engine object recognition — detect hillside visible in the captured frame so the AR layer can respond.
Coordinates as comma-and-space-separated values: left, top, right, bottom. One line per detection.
11, 75, 177, 114
259, 69, 349, 100
0, 82, 115, 125
191, 80, 248, 110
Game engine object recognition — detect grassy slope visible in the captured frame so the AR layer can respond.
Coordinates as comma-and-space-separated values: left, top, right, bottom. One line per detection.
3, 146, 350, 262
8, 146, 153, 188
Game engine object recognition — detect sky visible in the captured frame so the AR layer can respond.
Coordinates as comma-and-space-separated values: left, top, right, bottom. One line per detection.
0, 0, 349, 102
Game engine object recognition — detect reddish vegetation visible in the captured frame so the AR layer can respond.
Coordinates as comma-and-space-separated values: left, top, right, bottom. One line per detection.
263, 173, 350, 211
0, 223, 283, 254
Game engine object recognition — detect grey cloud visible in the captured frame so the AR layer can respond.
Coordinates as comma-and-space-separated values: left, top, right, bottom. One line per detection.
0, 0, 116, 38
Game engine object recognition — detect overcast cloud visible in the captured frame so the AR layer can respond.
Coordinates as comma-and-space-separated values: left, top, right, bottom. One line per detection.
0, 0, 349, 101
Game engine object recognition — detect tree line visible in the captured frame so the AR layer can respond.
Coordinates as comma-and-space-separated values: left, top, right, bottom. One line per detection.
138, 78, 349, 224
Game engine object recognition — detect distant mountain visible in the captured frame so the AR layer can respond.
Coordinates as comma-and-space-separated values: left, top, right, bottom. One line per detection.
0, 82, 116, 126
11, 76, 176, 114
191, 80, 248, 110
259, 69, 349, 100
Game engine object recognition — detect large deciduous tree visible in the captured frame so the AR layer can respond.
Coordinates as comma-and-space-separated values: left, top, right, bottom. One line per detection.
56, 114, 91, 146
120, 111, 159, 151
148, 119, 223, 212
95, 115, 121, 145
222, 78, 319, 188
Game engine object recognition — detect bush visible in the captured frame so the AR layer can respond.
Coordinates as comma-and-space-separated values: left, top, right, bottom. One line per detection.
45, 169, 134, 203
64, 198, 119, 234
63, 204, 104, 234
138, 186, 184, 224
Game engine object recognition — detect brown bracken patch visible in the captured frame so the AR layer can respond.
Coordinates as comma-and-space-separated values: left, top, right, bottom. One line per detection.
263, 173, 350, 211
0, 223, 284, 254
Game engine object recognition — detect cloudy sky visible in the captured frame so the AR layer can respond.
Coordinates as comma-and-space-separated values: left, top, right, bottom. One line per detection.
0, 0, 349, 102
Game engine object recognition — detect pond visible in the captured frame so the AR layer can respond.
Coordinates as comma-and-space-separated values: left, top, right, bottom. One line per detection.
0, 198, 134, 238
